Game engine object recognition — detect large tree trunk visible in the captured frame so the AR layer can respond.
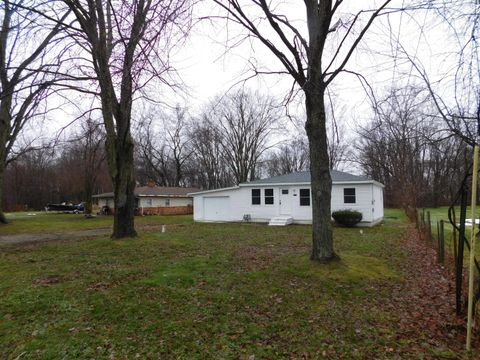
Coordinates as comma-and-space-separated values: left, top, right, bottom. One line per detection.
111, 132, 137, 238
0, 98, 11, 224
84, 173, 93, 216
0, 164, 7, 224
305, 89, 336, 262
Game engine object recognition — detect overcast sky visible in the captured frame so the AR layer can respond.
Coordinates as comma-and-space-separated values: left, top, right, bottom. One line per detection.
33, 1, 476, 149
162, 0, 469, 129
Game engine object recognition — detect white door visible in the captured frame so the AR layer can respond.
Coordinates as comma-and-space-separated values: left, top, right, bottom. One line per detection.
203, 196, 230, 221
280, 189, 291, 215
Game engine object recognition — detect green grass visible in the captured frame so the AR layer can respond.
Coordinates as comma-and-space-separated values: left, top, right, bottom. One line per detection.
2, 212, 193, 235
0, 209, 468, 358
421, 206, 480, 258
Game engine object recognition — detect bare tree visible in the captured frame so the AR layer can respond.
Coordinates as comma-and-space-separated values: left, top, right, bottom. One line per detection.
61, 0, 191, 237
0, 1, 70, 223
76, 117, 106, 216
325, 99, 351, 170
213, 0, 395, 261
187, 116, 234, 189
204, 89, 281, 184
400, 1, 480, 146
3, 148, 57, 211
136, 126, 171, 186
264, 137, 309, 177
165, 106, 194, 186
136, 105, 193, 187
354, 86, 467, 215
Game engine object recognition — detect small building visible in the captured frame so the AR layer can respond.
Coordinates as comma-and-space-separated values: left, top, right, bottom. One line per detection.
93, 184, 199, 215
190, 170, 384, 226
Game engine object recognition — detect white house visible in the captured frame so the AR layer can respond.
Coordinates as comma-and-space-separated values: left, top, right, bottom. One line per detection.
93, 182, 199, 215
190, 170, 384, 226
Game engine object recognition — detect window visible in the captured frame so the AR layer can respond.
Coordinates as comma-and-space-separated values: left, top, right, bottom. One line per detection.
299, 189, 310, 206
146, 198, 153, 206
165, 198, 170, 206
264, 189, 274, 205
344, 188, 356, 203
252, 189, 261, 205
281, 189, 289, 195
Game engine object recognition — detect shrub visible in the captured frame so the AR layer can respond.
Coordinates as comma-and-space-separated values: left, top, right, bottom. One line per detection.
332, 209, 363, 227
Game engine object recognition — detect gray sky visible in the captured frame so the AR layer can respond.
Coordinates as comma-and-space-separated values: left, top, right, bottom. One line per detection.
33, 1, 476, 152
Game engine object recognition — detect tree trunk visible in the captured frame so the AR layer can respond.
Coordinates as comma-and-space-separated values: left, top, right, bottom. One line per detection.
0, 98, 11, 224
111, 132, 137, 238
84, 173, 93, 216
0, 164, 7, 224
305, 89, 336, 262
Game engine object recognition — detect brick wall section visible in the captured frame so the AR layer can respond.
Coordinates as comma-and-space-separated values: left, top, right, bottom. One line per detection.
137, 205, 193, 216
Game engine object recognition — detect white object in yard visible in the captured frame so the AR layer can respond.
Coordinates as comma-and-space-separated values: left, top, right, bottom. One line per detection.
465, 219, 480, 226
161, 225, 166, 233
268, 216, 294, 226
27, 213, 37, 216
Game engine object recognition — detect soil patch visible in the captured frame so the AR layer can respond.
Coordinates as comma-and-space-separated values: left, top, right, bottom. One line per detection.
0, 224, 169, 246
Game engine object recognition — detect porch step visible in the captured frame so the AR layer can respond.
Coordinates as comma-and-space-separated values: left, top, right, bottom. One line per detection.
268, 216, 293, 226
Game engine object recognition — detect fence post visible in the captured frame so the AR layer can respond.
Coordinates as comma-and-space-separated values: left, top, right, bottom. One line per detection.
436, 220, 440, 248
451, 210, 457, 271
427, 211, 432, 242
439, 220, 445, 264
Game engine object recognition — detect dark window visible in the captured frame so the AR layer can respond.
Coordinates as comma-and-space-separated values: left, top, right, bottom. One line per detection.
165, 198, 170, 206
282, 189, 289, 195
299, 189, 310, 206
252, 189, 261, 205
264, 188, 274, 205
344, 188, 356, 203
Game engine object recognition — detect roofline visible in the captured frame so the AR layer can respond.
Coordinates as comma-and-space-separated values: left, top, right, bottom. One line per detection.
188, 186, 240, 196
136, 194, 192, 198
93, 194, 194, 198
334, 180, 385, 188
92, 194, 113, 198
239, 180, 384, 188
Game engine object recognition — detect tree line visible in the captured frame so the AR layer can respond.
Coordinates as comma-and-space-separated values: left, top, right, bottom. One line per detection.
3, 84, 474, 218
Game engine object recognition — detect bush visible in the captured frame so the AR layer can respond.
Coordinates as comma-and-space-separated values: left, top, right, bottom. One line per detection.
332, 209, 363, 227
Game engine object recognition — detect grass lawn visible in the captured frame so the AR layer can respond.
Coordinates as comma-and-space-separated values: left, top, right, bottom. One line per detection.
0, 209, 469, 358
420, 206, 480, 258
2, 212, 193, 235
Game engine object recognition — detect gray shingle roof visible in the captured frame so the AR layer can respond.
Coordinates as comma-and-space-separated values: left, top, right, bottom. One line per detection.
243, 170, 371, 185
93, 186, 199, 198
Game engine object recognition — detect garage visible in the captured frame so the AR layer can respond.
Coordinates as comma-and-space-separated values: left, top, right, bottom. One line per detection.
203, 196, 230, 221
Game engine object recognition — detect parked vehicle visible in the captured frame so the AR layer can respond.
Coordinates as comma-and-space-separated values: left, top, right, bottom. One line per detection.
45, 202, 85, 214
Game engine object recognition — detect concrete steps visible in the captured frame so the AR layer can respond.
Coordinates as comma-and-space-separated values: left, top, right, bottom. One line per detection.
268, 216, 293, 226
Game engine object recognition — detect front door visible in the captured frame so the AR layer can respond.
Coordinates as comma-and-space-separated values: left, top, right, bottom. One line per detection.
280, 188, 291, 215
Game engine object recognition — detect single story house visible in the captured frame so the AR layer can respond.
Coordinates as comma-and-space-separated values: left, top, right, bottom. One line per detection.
93, 183, 199, 215
190, 170, 384, 226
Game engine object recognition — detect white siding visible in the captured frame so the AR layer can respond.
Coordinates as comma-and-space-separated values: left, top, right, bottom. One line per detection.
372, 184, 384, 221
193, 182, 384, 225
97, 196, 193, 209
138, 197, 192, 208
331, 184, 374, 222
97, 198, 112, 208
203, 197, 231, 221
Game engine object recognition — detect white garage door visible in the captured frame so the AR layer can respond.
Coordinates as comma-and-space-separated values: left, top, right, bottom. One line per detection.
204, 196, 230, 221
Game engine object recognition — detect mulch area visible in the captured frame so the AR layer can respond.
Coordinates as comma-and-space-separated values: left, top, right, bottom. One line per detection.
388, 226, 479, 358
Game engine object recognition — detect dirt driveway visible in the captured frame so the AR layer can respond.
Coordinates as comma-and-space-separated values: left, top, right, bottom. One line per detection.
0, 224, 167, 246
